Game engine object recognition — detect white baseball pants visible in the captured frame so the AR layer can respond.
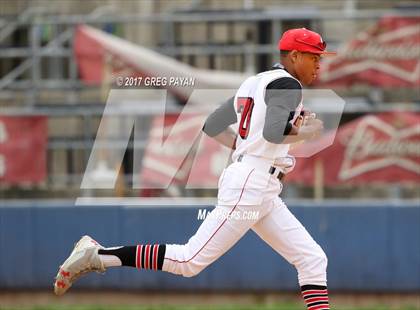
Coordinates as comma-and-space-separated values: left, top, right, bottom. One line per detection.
163, 160, 328, 286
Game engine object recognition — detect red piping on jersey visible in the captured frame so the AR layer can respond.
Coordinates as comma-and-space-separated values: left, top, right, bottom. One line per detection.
165, 168, 255, 264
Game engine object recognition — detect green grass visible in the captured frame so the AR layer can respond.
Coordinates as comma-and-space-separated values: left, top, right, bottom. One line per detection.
1, 305, 418, 310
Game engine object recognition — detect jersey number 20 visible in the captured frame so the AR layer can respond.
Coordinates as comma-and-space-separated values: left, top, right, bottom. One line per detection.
236, 97, 254, 139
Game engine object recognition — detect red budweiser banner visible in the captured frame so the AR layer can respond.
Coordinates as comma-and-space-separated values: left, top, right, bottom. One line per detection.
0, 116, 47, 184
287, 112, 420, 185
318, 16, 420, 88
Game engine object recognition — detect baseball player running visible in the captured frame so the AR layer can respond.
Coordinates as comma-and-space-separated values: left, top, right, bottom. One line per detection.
55, 28, 334, 310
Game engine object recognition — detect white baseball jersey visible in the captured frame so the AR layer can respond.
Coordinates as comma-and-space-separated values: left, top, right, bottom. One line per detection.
231, 69, 303, 172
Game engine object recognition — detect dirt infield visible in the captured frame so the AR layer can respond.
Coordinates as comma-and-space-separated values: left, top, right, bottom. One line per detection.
0, 291, 419, 309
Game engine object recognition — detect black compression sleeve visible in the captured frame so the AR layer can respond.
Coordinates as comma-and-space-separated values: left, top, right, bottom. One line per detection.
202, 96, 237, 137
263, 77, 302, 143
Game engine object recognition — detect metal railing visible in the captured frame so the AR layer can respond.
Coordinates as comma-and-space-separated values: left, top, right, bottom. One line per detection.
1, 5, 419, 105
0, 4, 419, 199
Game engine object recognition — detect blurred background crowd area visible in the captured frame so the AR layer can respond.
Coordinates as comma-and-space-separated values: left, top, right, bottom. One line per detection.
0, 0, 419, 201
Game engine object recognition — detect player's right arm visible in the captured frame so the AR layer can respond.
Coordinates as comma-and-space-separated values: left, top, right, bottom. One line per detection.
282, 117, 323, 144
202, 96, 238, 149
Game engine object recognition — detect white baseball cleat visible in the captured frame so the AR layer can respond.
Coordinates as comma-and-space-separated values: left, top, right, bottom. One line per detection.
54, 235, 106, 296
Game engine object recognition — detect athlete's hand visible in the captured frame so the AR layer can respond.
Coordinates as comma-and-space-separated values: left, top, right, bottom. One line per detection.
302, 109, 312, 117
300, 118, 323, 139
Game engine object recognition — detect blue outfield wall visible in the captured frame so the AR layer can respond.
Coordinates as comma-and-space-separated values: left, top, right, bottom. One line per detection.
0, 201, 419, 292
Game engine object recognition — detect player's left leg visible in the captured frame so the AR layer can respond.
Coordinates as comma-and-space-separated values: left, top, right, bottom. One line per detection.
55, 164, 264, 295
252, 197, 330, 310
54, 201, 260, 296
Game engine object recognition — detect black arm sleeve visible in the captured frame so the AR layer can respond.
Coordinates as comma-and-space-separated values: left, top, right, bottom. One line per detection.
202, 96, 237, 137
262, 77, 302, 144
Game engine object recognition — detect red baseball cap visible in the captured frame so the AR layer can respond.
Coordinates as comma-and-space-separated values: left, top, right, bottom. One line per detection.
278, 28, 336, 56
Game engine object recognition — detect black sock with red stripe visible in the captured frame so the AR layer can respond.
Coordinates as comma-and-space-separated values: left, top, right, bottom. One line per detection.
98, 245, 166, 270
301, 285, 330, 310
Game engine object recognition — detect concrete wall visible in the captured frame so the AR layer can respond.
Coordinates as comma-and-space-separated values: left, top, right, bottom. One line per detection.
0, 201, 419, 292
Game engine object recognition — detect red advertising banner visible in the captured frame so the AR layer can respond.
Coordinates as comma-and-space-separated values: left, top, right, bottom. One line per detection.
318, 16, 420, 88
0, 116, 47, 184
287, 112, 420, 185
139, 114, 228, 189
